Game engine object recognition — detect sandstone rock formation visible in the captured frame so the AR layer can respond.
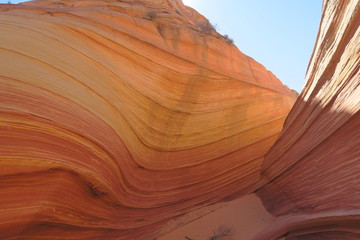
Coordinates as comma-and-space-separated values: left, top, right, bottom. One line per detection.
256, 0, 360, 239
0, 0, 295, 239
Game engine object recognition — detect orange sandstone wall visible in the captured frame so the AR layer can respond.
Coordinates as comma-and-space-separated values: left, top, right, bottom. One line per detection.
0, 0, 295, 239
256, 0, 360, 239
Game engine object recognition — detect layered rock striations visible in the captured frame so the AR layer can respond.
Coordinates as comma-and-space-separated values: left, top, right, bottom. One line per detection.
0, 0, 295, 239
256, 0, 360, 239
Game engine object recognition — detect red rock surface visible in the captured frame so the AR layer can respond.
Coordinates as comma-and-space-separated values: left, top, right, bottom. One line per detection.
256, 0, 360, 239
0, 0, 295, 239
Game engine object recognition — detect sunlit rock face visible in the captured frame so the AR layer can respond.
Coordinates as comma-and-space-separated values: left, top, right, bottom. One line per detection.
257, 0, 359, 239
0, 0, 296, 239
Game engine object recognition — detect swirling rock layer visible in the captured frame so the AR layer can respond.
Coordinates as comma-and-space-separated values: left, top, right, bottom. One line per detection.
256, 0, 360, 239
0, 0, 295, 239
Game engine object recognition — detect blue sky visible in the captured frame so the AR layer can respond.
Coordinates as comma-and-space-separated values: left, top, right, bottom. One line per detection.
1, 0, 25, 3
2, 0, 322, 92
183, 0, 322, 92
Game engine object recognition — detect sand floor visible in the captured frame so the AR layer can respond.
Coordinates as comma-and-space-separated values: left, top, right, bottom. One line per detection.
157, 194, 273, 240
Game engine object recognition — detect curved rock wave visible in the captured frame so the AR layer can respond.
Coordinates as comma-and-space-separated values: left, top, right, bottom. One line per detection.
257, 0, 360, 239
0, 0, 295, 239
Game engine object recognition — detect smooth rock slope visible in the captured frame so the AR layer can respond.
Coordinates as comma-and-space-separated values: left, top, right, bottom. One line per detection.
0, 0, 295, 239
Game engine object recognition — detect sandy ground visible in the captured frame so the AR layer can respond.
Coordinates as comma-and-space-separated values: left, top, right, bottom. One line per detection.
157, 194, 273, 240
